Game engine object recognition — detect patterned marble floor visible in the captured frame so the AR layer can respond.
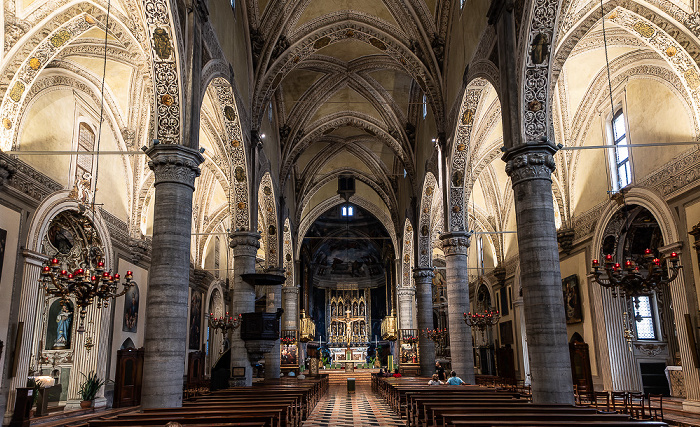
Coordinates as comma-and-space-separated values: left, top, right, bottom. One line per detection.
303, 384, 406, 427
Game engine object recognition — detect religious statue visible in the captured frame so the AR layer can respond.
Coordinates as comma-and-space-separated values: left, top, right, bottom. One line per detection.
53, 304, 72, 349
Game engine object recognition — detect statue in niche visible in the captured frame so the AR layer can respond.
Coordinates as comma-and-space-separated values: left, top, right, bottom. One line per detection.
331, 303, 336, 317
359, 302, 365, 316
54, 304, 72, 349
353, 302, 358, 316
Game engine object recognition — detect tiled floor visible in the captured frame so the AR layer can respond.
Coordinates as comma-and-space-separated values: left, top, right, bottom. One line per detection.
304, 385, 406, 427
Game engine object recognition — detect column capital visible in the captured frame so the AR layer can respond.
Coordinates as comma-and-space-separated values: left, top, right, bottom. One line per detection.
502, 142, 558, 186
229, 230, 260, 257
22, 249, 48, 266
440, 231, 471, 256
147, 144, 205, 190
397, 287, 416, 297
412, 267, 434, 280
282, 286, 299, 295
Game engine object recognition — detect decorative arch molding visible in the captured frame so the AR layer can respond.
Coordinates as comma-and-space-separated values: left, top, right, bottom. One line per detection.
296, 168, 397, 225
280, 111, 414, 188
255, 18, 443, 128
296, 194, 398, 259
208, 77, 250, 231
258, 172, 278, 267
296, 136, 392, 190
556, 0, 700, 83
2, 1, 146, 84
205, 279, 226, 318
449, 79, 489, 233
401, 218, 414, 288
141, 0, 185, 145
283, 218, 294, 285
283, 71, 409, 145
590, 187, 680, 257
417, 172, 438, 268
0, 13, 97, 150
26, 190, 116, 268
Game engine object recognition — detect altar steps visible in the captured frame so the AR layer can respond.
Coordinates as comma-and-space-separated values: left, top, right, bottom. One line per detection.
324, 369, 376, 385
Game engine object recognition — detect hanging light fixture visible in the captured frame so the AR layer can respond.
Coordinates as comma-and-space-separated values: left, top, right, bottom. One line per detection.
589, 0, 682, 302
209, 312, 242, 334
38, 0, 136, 335
591, 250, 681, 299
40, 257, 134, 333
464, 308, 500, 341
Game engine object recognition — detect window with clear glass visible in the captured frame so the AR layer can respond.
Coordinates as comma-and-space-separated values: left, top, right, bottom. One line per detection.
422, 94, 427, 119
611, 110, 631, 189
633, 295, 656, 340
477, 236, 485, 275
460, 0, 466, 9
341, 205, 354, 217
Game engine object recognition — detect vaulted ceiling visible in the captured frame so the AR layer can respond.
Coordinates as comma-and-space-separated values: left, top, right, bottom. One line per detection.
247, 0, 451, 228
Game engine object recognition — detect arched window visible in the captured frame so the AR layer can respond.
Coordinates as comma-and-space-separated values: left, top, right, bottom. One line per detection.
609, 109, 631, 190
76, 122, 95, 182
422, 94, 427, 119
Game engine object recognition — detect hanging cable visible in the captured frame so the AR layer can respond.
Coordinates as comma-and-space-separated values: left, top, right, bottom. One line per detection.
600, 0, 616, 120
90, 0, 113, 219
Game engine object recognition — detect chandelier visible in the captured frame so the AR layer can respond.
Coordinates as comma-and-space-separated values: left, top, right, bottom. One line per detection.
421, 328, 448, 344
40, 257, 134, 333
464, 308, 500, 340
209, 312, 242, 334
591, 250, 681, 299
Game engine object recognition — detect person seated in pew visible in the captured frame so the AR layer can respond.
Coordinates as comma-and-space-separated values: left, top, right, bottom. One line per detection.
435, 361, 446, 382
392, 368, 402, 378
165, 423, 183, 427
428, 374, 443, 385
445, 370, 464, 385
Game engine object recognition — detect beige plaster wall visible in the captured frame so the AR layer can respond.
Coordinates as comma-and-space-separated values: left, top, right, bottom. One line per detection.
209, 0, 250, 110
108, 260, 149, 381
0, 204, 21, 393
560, 250, 598, 377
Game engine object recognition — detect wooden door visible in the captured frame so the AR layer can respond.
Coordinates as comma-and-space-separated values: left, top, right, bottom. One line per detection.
113, 347, 144, 408
569, 339, 593, 393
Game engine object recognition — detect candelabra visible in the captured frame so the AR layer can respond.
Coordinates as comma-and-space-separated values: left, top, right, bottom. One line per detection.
422, 328, 448, 343
40, 257, 134, 332
209, 312, 242, 334
464, 308, 500, 340
591, 249, 681, 300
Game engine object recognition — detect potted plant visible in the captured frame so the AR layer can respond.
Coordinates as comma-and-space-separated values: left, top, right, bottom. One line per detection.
78, 371, 105, 409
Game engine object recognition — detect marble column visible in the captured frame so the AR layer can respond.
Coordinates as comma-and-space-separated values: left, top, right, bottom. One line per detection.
413, 267, 435, 376
397, 287, 416, 330
265, 285, 282, 379
3, 250, 46, 424
282, 286, 299, 331
659, 244, 700, 409
140, 145, 203, 409
503, 144, 573, 404
229, 231, 259, 386
440, 231, 475, 383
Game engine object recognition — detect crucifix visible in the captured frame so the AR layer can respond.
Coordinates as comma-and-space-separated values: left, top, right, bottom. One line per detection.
335, 309, 364, 343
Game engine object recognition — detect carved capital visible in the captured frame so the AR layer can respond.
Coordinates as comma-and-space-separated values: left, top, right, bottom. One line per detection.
282, 286, 299, 295
147, 145, 204, 190
230, 230, 260, 257
412, 267, 434, 281
557, 227, 575, 255
0, 155, 17, 187
128, 238, 150, 264
397, 287, 416, 298
502, 143, 557, 186
440, 231, 471, 256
